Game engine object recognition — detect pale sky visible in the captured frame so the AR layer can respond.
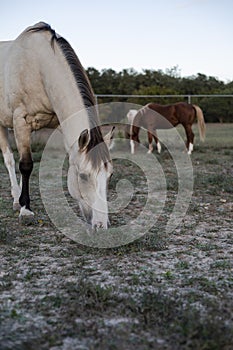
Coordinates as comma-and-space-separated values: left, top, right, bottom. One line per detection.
1, 0, 232, 82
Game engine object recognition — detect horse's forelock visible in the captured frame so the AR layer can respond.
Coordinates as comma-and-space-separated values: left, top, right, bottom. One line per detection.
85, 127, 110, 170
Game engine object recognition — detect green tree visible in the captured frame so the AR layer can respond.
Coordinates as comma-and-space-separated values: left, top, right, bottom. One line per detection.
86, 67, 233, 122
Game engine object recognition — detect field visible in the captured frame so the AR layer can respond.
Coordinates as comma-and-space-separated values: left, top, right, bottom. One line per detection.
0, 123, 233, 349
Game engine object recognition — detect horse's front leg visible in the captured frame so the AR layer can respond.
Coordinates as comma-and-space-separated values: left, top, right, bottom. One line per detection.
130, 125, 140, 154
147, 130, 162, 154
147, 131, 154, 154
18, 152, 34, 222
13, 113, 34, 223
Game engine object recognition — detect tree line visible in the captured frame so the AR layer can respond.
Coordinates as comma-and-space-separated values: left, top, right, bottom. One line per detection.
86, 67, 233, 123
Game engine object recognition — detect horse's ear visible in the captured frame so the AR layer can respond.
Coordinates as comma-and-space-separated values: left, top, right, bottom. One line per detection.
103, 126, 115, 150
78, 129, 90, 151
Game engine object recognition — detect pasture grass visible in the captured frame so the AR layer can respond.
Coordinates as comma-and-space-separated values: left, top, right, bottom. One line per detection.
130, 122, 233, 151
178, 122, 233, 149
0, 123, 233, 349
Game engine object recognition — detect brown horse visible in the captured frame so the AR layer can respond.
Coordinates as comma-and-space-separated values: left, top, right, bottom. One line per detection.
129, 102, 206, 154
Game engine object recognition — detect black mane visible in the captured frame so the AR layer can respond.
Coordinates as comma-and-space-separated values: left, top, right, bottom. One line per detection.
27, 23, 110, 168
27, 22, 96, 112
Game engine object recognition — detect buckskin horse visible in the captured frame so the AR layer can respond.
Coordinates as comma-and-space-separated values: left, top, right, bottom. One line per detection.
0, 22, 114, 229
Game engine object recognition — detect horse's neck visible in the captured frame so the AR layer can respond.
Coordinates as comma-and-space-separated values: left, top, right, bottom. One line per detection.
46, 64, 86, 119
37, 39, 90, 150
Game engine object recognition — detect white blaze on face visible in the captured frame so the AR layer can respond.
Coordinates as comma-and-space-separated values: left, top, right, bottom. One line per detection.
67, 127, 114, 229
91, 166, 109, 229
68, 155, 112, 229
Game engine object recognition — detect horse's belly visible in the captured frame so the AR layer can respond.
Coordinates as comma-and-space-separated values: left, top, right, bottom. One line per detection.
156, 115, 179, 129
156, 121, 174, 129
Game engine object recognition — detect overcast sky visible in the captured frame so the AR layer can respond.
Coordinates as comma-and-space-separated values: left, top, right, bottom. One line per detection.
1, 0, 232, 82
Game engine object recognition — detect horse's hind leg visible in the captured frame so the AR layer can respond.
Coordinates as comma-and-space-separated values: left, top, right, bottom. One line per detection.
0, 126, 21, 210
152, 131, 161, 154
183, 124, 194, 154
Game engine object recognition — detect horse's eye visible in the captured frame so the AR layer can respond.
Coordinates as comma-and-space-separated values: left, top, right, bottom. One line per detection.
79, 173, 88, 182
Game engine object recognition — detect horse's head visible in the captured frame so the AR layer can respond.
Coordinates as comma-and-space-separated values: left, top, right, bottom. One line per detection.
67, 127, 114, 230
128, 108, 146, 154
127, 109, 138, 124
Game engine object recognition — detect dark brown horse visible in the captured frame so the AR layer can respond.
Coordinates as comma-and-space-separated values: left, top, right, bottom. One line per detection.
129, 102, 206, 154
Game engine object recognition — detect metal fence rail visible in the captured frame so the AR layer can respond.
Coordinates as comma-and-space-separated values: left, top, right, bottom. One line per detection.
95, 94, 233, 104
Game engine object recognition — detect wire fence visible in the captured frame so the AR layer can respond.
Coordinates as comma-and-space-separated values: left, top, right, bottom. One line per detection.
95, 94, 233, 123
95, 94, 233, 104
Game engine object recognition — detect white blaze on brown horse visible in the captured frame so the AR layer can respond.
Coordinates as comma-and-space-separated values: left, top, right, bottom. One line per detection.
128, 102, 206, 155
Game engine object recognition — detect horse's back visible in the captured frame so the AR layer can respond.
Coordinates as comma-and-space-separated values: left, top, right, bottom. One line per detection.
146, 102, 194, 126
0, 24, 54, 129
147, 102, 174, 115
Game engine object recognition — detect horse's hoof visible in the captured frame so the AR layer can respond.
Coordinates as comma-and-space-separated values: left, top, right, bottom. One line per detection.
19, 206, 35, 225
13, 202, 21, 211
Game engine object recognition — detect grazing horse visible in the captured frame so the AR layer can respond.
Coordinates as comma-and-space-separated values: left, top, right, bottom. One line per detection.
0, 22, 114, 229
128, 102, 206, 155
